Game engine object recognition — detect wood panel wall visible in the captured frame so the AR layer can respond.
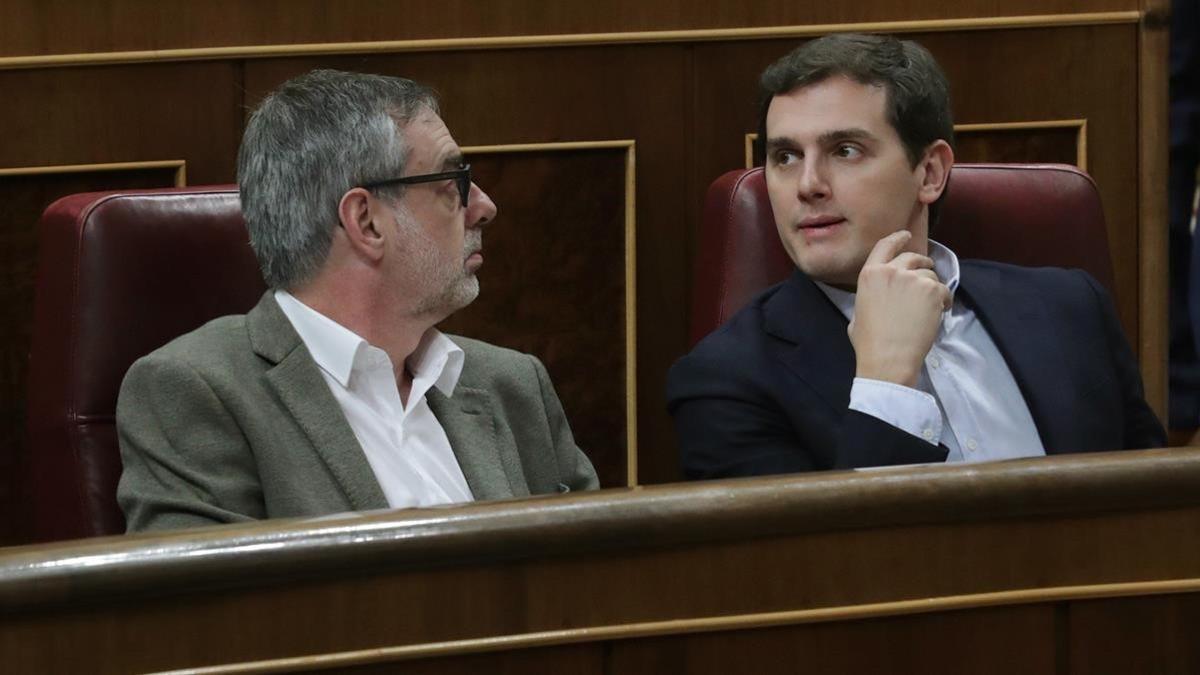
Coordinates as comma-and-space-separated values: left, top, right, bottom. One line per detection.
0, 0, 1165, 545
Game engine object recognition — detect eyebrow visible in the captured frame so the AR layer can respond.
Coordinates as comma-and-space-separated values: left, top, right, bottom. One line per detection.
765, 128, 876, 152
818, 128, 875, 145
439, 151, 466, 172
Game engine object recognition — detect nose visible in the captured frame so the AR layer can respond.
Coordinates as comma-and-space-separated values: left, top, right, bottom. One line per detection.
467, 182, 497, 227
797, 157, 830, 202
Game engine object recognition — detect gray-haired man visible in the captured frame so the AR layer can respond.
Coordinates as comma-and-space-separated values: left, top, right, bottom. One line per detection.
117, 70, 598, 532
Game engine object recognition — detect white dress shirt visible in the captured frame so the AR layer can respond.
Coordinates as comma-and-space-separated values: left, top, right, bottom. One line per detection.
815, 241, 1046, 463
275, 290, 475, 508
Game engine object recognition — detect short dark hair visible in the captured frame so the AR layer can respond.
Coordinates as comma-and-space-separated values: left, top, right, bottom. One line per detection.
757, 34, 955, 222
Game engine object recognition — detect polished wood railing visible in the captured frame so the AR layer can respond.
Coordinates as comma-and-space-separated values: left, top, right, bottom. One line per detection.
3, 447, 1198, 674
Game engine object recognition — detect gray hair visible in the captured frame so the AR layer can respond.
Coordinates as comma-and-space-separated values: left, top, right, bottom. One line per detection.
237, 69, 439, 289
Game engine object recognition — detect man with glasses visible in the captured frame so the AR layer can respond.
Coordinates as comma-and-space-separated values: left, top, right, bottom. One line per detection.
116, 69, 598, 532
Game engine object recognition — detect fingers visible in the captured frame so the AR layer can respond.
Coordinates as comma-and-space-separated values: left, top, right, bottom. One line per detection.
937, 282, 953, 311
864, 230, 912, 266
865, 232, 939, 276
912, 269, 953, 310
890, 252, 935, 272
912, 268, 940, 283
916, 270, 955, 309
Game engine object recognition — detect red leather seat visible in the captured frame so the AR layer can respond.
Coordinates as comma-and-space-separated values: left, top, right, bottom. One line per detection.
23, 186, 265, 541
691, 164, 1114, 346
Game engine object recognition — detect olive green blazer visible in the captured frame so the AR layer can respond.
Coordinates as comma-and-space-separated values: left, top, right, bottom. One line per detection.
116, 292, 598, 532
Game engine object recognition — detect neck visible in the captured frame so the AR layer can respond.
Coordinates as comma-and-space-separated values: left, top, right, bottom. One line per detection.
291, 281, 435, 385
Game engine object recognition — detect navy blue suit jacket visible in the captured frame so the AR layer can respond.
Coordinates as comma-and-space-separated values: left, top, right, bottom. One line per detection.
667, 261, 1166, 479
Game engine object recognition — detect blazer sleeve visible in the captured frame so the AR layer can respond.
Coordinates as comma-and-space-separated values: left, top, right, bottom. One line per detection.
528, 354, 600, 491
1081, 272, 1167, 449
667, 350, 947, 480
116, 354, 265, 532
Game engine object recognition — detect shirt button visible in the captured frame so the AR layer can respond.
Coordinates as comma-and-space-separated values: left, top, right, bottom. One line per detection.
966, 438, 978, 451
929, 355, 941, 369
922, 428, 935, 440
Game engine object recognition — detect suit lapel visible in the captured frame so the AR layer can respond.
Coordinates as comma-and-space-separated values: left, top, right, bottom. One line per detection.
247, 293, 389, 511
426, 387, 520, 501
763, 272, 857, 411
957, 262, 1072, 451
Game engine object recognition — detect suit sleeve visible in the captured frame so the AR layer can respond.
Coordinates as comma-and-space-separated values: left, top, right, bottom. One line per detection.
528, 354, 600, 491
667, 351, 947, 480
116, 354, 265, 532
1081, 272, 1167, 449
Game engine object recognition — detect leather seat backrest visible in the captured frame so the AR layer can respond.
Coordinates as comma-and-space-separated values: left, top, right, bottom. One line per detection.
24, 186, 266, 541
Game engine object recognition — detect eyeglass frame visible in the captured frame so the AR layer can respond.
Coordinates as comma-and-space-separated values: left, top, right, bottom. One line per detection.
359, 164, 472, 209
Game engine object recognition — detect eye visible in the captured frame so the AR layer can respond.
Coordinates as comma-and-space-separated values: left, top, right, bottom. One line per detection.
440, 182, 463, 206
771, 149, 800, 166
833, 144, 863, 159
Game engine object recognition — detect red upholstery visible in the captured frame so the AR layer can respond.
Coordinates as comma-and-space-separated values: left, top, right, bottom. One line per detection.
691, 164, 1114, 346
24, 186, 265, 541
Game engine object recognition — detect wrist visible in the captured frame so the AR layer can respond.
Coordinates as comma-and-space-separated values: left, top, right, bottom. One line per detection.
854, 360, 921, 388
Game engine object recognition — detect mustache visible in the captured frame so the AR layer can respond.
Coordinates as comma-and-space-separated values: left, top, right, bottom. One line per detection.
463, 231, 482, 254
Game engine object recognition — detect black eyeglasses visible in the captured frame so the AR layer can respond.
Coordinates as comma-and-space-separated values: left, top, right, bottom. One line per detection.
360, 164, 472, 208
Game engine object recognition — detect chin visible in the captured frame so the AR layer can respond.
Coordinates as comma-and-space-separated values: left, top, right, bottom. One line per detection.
445, 278, 480, 313
798, 246, 868, 280
798, 263, 857, 288
411, 277, 479, 319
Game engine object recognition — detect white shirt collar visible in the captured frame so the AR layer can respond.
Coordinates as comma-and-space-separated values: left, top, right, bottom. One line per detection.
409, 329, 466, 398
814, 239, 961, 321
274, 290, 463, 396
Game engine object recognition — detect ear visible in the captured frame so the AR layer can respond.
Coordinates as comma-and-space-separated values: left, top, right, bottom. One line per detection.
337, 187, 386, 262
916, 139, 954, 206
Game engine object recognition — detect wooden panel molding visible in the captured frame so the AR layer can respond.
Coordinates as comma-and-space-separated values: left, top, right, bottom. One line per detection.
0, 12, 1140, 71
954, 120, 1087, 169
2, 447, 1199, 673
444, 140, 637, 487
744, 120, 1087, 169
0, 159, 187, 185
1137, 0, 1171, 416
145, 579, 1200, 674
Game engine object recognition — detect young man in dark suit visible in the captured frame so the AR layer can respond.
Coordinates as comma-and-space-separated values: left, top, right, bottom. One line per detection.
668, 34, 1165, 479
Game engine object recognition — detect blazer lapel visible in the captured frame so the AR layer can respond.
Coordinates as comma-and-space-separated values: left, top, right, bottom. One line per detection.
426, 387, 521, 501
246, 293, 389, 511
957, 262, 1072, 451
763, 272, 857, 411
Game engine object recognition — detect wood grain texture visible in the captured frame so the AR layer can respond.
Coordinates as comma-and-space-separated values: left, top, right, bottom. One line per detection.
1068, 594, 1200, 674
119, 580, 1200, 673
439, 148, 631, 488
2, 448, 1199, 673
1137, 0, 1171, 418
606, 605, 1057, 675
0, 62, 241, 179
0, 1, 1139, 58
955, 125, 1083, 168
4, 447, 1200, 610
319, 644, 604, 675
